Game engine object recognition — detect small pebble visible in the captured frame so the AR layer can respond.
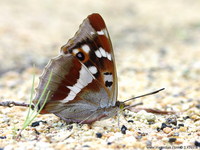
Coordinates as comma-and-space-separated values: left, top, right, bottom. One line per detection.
194, 141, 200, 147
163, 127, 172, 134
175, 140, 183, 144
34, 129, 40, 135
179, 127, 187, 132
0, 136, 6, 139
135, 110, 156, 122
183, 116, 190, 120
67, 125, 73, 130
81, 124, 90, 131
146, 140, 152, 146
121, 125, 127, 134
196, 104, 200, 109
161, 123, 167, 130
138, 132, 148, 136
191, 115, 199, 120
178, 124, 184, 127
107, 132, 122, 143
157, 127, 161, 132
173, 132, 179, 136
128, 120, 134, 123
169, 138, 176, 143
96, 132, 103, 138
82, 145, 90, 147
135, 135, 142, 140
31, 120, 47, 127
148, 121, 155, 125
166, 117, 177, 126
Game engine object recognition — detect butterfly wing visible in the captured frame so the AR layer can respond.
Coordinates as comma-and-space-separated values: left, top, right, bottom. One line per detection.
61, 13, 118, 106
33, 14, 118, 123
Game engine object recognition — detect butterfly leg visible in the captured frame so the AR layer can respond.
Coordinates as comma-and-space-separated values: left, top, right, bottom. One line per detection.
117, 111, 121, 129
122, 111, 129, 122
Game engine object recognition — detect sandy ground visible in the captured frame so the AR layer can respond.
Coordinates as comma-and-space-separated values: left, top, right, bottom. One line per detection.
0, 0, 200, 149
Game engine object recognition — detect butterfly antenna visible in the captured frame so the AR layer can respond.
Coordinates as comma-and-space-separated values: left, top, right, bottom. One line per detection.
123, 88, 165, 103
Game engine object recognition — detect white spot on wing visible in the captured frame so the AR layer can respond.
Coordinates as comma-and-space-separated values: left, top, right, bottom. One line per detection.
78, 78, 86, 86
97, 30, 104, 35
104, 73, 113, 88
97, 29, 109, 38
64, 93, 75, 101
74, 82, 84, 89
95, 50, 102, 58
67, 86, 81, 94
72, 49, 79, 54
103, 29, 109, 38
81, 65, 93, 84
62, 65, 93, 103
96, 47, 112, 61
99, 47, 106, 57
104, 74, 113, 82
90, 31, 95, 35
89, 66, 97, 74
106, 52, 112, 61
82, 44, 90, 53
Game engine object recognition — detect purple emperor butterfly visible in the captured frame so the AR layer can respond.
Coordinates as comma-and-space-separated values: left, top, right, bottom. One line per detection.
33, 13, 164, 124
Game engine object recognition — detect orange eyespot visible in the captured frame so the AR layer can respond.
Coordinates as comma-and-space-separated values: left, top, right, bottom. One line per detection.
74, 49, 89, 63
76, 52, 85, 61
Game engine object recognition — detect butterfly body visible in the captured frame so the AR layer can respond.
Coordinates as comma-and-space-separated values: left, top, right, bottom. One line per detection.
34, 13, 121, 124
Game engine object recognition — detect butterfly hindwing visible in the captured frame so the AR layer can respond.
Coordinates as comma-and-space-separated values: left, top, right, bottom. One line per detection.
34, 53, 116, 123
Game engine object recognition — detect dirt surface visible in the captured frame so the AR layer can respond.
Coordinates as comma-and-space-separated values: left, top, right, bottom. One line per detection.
0, 0, 200, 149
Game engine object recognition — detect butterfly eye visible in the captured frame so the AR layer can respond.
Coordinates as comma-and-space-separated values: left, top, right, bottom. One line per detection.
76, 52, 85, 61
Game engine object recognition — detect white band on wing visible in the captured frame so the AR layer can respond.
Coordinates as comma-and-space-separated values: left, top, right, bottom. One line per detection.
62, 65, 93, 103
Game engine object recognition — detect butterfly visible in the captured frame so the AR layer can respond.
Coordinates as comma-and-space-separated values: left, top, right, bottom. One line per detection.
33, 13, 164, 124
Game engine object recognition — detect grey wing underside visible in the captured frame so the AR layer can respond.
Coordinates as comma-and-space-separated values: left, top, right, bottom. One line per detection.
34, 54, 114, 122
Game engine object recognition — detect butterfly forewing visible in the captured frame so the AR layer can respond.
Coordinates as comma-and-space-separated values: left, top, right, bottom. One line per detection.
61, 13, 117, 105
